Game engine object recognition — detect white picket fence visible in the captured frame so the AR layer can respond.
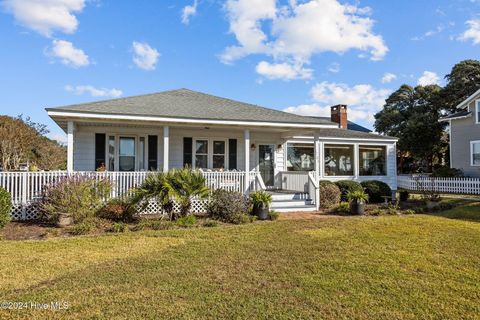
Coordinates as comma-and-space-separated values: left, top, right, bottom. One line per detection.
0, 170, 262, 220
397, 175, 480, 195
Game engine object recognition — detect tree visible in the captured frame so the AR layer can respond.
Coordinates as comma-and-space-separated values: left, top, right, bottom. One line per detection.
374, 85, 447, 172
0, 115, 66, 170
441, 60, 480, 112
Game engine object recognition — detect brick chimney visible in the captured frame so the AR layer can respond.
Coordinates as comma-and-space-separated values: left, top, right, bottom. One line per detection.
331, 105, 348, 129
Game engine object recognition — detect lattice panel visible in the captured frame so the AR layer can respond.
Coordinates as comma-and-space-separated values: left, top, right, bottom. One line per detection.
11, 199, 210, 221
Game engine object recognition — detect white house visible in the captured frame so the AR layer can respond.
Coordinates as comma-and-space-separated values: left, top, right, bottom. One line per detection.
46, 89, 398, 211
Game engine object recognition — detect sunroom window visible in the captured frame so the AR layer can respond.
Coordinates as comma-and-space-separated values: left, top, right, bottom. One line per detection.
359, 145, 386, 176
324, 144, 354, 176
286, 143, 314, 171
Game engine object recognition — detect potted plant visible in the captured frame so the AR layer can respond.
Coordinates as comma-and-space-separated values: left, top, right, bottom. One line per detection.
347, 190, 369, 215
250, 191, 272, 220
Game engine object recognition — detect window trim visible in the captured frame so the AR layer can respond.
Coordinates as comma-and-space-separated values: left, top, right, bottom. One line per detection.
470, 140, 480, 167
192, 138, 229, 170
476, 100, 480, 124
358, 145, 387, 177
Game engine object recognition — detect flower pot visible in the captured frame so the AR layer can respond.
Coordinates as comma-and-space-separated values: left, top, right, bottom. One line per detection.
254, 204, 269, 220
350, 201, 365, 215
57, 214, 73, 227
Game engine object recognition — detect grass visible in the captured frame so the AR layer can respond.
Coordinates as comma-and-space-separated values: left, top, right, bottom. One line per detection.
1, 204, 480, 319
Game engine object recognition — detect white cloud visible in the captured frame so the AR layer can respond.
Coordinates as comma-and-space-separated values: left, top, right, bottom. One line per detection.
221, 0, 387, 79
181, 0, 198, 25
411, 25, 445, 41
328, 62, 340, 73
458, 19, 480, 45
283, 81, 391, 126
2, 0, 86, 37
255, 61, 313, 80
48, 39, 89, 67
132, 41, 160, 71
65, 85, 123, 98
417, 71, 440, 86
381, 72, 397, 84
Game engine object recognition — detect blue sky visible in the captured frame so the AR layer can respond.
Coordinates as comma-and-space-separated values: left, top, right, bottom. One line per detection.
0, 0, 479, 142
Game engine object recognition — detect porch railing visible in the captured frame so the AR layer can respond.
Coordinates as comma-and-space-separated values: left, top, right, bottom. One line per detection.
280, 171, 309, 192
0, 170, 264, 220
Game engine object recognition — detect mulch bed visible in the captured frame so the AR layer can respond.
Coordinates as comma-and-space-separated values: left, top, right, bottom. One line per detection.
1, 221, 59, 241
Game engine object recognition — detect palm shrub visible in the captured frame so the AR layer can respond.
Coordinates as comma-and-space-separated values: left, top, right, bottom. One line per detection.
41, 175, 111, 224
360, 180, 392, 203
319, 181, 341, 209
168, 168, 210, 217
0, 187, 12, 230
335, 180, 363, 202
131, 171, 175, 219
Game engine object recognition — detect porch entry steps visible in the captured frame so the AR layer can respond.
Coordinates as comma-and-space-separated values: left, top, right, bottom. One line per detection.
268, 191, 317, 213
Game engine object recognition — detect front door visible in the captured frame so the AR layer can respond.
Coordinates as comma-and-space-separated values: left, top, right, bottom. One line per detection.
259, 144, 275, 187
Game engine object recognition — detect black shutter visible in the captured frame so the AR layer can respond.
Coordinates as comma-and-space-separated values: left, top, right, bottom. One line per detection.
183, 137, 192, 168
228, 139, 237, 170
95, 133, 106, 170
148, 135, 158, 170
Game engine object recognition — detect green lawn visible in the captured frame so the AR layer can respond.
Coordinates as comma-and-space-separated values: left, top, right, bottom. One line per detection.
1, 203, 480, 319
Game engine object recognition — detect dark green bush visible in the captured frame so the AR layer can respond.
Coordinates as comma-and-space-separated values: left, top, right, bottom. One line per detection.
360, 180, 392, 203
98, 198, 136, 222
399, 190, 410, 202
319, 181, 341, 209
207, 189, 250, 224
0, 187, 12, 230
335, 180, 362, 202
432, 167, 464, 178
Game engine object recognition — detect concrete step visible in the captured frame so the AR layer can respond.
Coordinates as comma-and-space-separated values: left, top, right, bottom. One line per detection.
273, 205, 317, 213
270, 199, 313, 208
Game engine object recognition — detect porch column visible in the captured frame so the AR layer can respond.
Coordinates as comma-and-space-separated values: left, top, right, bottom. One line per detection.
163, 126, 169, 172
354, 143, 359, 179
244, 129, 250, 193
314, 132, 320, 180
67, 121, 74, 173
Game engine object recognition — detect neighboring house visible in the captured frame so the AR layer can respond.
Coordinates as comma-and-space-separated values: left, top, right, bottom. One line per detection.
440, 89, 480, 177
46, 89, 397, 210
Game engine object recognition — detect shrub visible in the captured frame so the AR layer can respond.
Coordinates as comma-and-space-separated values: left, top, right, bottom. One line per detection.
250, 191, 273, 208
0, 187, 12, 230
399, 190, 410, 202
41, 175, 111, 224
332, 202, 350, 214
202, 219, 219, 227
111, 222, 127, 233
168, 168, 210, 217
176, 215, 197, 227
268, 210, 280, 221
432, 167, 464, 178
319, 181, 341, 209
98, 198, 136, 222
335, 180, 362, 202
231, 213, 253, 224
404, 209, 415, 215
360, 181, 392, 204
207, 189, 250, 224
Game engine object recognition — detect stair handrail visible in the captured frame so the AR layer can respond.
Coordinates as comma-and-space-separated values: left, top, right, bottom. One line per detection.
308, 171, 320, 210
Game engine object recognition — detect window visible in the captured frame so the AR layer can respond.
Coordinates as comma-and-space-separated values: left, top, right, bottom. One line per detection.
195, 140, 208, 169
471, 141, 480, 166
139, 137, 145, 170
476, 100, 480, 124
324, 144, 354, 176
108, 136, 115, 171
286, 143, 314, 171
359, 145, 386, 176
213, 140, 226, 169
119, 137, 135, 171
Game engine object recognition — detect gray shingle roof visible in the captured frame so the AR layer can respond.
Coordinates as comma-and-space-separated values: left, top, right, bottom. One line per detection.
316, 128, 396, 140
439, 110, 471, 121
309, 116, 371, 133
46, 88, 334, 126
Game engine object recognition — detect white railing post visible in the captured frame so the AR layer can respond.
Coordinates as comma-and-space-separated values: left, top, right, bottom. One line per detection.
67, 121, 74, 173
244, 129, 250, 194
